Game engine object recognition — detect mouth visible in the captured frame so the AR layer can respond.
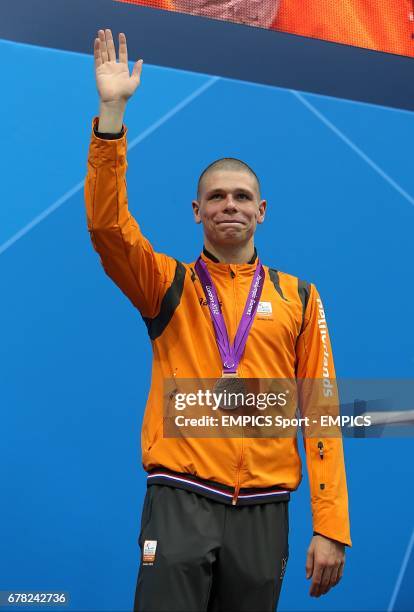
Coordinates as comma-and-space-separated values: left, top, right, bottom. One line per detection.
217, 220, 244, 226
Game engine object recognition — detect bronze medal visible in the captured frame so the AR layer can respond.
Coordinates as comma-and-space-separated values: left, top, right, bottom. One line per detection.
213, 371, 248, 411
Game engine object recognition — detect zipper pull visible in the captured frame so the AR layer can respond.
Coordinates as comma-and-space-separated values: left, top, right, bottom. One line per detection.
317, 441, 324, 459
232, 483, 240, 505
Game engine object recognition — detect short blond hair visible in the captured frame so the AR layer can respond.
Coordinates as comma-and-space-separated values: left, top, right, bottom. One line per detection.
197, 157, 261, 200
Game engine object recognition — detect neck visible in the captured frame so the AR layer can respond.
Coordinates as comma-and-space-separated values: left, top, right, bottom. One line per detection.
203, 238, 256, 264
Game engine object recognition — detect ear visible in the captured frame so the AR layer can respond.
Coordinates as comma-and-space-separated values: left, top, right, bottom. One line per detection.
192, 199, 202, 224
257, 199, 267, 224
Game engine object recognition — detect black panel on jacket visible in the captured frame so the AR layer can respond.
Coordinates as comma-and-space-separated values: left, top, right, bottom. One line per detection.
268, 268, 287, 301
143, 260, 186, 340
298, 279, 311, 333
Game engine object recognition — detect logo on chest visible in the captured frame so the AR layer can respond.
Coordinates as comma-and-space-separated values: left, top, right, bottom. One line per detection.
256, 301, 274, 321
199, 298, 273, 319
257, 301, 272, 315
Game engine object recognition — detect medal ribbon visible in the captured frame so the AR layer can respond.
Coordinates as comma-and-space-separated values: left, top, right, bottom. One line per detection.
195, 255, 265, 374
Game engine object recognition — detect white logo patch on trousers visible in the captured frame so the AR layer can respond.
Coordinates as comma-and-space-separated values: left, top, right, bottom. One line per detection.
143, 540, 157, 564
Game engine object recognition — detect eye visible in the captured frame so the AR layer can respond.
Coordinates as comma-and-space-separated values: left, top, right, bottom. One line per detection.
237, 193, 250, 200
210, 193, 222, 200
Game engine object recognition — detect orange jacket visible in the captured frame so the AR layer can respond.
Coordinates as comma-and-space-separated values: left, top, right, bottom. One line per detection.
272, 0, 414, 57
84, 116, 351, 546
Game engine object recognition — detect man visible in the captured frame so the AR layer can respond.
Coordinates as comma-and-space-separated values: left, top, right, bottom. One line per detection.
85, 28, 351, 611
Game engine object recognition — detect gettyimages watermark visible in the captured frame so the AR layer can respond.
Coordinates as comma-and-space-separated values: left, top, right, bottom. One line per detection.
160, 378, 414, 438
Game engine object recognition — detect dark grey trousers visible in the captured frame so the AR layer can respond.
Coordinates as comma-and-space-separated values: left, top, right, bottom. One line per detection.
133, 484, 289, 612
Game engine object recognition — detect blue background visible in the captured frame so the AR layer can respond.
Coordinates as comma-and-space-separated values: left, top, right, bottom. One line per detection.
0, 34, 413, 611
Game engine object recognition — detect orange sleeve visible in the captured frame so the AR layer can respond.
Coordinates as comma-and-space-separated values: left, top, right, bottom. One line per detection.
296, 283, 352, 547
84, 116, 178, 318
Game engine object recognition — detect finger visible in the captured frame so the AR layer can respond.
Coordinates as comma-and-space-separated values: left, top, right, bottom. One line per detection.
94, 37, 102, 69
310, 564, 323, 597
98, 29, 109, 63
131, 59, 144, 84
105, 28, 116, 62
119, 32, 128, 65
331, 563, 341, 587
337, 560, 345, 583
305, 549, 314, 580
319, 565, 334, 596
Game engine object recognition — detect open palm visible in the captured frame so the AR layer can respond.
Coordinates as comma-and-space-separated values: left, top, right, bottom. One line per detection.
94, 29, 143, 103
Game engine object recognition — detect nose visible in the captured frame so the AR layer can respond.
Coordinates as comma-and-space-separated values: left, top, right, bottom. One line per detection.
223, 195, 237, 210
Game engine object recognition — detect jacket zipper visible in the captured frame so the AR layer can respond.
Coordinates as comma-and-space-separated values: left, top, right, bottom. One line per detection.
317, 440, 326, 491
230, 265, 244, 505
232, 481, 241, 505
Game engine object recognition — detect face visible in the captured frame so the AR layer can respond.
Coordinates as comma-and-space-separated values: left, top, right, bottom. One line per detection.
192, 169, 266, 247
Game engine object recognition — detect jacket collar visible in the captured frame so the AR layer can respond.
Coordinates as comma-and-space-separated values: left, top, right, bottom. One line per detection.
199, 246, 258, 276
202, 245, 257, 264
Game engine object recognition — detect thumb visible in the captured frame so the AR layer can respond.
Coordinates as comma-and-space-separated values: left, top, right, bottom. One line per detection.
306, 548, 314, 580
131, 59, 143, 83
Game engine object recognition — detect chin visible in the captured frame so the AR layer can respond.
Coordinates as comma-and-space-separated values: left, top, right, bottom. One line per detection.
218, 227, 246, 239
215, 232, 245, 246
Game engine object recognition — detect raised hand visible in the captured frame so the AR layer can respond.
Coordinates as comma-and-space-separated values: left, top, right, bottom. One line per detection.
94, 29, 143, 104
